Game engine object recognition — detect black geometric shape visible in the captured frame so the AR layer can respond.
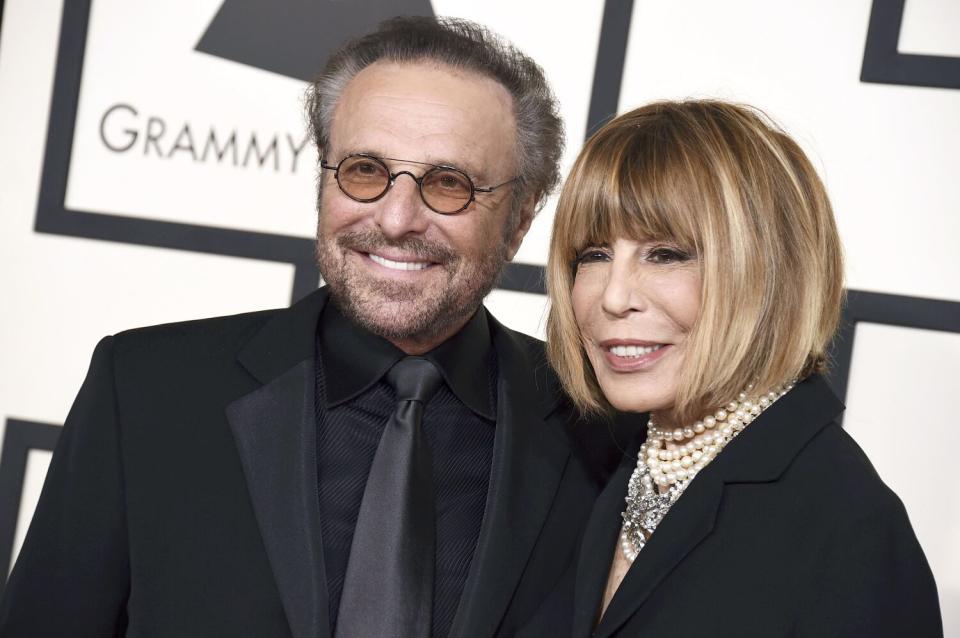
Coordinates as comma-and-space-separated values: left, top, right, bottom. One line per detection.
861, 0, 960, 90
826, 289, 960, 423
499, 262, 545, 295
196, 0, 434, 82
0, 420, 61, 598
585, 0, 635, 138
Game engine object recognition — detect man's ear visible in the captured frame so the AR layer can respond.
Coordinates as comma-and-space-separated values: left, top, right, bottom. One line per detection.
505, 193, 538, 261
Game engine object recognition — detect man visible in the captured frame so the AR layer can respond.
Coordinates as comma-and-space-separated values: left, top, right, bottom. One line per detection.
0, 17, 618, 637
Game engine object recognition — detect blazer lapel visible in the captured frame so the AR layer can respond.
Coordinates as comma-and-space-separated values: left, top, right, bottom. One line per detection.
571, 454, 635, 638
449, 316, 571, 638
226, 289, 331, 638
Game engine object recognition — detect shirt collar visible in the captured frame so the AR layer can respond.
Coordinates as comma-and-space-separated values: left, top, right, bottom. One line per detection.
320, 302, 495, 420
423, 308, 495, 420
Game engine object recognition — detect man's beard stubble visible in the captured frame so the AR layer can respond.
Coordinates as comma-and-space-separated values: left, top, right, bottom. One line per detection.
316, 226, 508, 346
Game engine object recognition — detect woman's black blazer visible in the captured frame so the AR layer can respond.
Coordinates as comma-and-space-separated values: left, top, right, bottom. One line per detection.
563, 375, 942, 637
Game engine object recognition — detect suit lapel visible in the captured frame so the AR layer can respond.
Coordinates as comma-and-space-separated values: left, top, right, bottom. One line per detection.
449, 316, 571, 638
571, 454, 634, 638
585, 375, 845, 637
226, 289, 331, 638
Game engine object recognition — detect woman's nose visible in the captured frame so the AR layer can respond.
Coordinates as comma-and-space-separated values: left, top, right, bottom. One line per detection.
600, 258, 647, 317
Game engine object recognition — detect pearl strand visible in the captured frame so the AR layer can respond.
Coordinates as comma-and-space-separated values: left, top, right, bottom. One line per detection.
619, 382, 794, 562
643, 385, 792, 488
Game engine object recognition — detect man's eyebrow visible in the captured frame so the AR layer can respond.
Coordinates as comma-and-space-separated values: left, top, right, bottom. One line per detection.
331, 147, 384, 160
423, 156, 485, 179
340, 150, 488, 181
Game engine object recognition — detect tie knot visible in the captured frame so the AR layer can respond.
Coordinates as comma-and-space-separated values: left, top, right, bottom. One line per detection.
386, 357, 443, 404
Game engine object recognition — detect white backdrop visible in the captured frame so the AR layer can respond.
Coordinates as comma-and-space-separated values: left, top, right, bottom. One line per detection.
1, 0, 957, 632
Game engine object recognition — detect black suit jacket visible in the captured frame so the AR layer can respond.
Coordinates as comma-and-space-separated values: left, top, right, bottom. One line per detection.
0, 288, 613, 637
561, 375, 942, 638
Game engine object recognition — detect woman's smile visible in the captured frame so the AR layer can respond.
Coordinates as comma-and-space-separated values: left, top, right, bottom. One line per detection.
598, 340, 671, 371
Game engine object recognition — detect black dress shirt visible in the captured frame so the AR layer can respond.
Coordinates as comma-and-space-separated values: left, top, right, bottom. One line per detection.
315, 303, 497, 637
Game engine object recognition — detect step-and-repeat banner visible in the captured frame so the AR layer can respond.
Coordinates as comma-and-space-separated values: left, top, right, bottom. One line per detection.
1, 0, 958, 630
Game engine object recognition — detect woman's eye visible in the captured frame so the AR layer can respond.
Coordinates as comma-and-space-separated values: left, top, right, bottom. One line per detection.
646, 247, 691, 264
574, 248, 611, 266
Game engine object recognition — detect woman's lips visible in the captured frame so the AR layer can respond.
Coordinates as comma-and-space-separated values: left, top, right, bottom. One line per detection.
598, 340, 671, 371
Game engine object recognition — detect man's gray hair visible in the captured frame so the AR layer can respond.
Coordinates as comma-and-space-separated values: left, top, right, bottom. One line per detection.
305, 16, 565, 214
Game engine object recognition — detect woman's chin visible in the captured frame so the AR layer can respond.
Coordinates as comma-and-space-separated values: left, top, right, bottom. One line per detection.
591, 352, 682, 416
603, 391, 671, 415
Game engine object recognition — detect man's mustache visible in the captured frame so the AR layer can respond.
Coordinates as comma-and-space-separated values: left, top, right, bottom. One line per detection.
336, 229, 457, 264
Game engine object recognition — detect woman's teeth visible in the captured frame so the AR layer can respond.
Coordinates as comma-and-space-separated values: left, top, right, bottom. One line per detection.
369, 254, 430, 271
608, 344, 663, 358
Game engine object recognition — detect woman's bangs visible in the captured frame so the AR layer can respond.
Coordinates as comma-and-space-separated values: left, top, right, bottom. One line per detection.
621, 160, 697, 250
587, 152, 696, 250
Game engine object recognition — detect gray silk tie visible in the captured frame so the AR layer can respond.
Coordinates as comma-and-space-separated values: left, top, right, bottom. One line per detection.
335, 357, 443, 638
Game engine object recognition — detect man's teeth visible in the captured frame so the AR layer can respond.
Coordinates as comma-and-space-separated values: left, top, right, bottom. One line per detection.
369, 254, 430, 271
608, 344, 664, 358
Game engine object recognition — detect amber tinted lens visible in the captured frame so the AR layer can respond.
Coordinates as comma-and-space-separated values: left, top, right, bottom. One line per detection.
337, 156, 390, 201
421, 167, 474, 212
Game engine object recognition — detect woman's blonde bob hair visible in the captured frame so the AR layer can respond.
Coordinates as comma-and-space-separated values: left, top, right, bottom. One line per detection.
546, 100, 844, 423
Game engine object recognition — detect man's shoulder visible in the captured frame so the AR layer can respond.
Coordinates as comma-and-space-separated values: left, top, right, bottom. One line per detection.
486, 313, 558, 397
485, 311, 638, 485
485, 311, 549, 369
110, 305, 283, 363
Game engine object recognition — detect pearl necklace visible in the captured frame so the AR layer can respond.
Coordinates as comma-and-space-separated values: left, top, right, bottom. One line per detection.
619, 382, 794, 562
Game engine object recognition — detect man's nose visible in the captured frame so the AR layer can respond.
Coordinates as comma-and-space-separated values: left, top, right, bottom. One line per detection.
372, 173, 430, 239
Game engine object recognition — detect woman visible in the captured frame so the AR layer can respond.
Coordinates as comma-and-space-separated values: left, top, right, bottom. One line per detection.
545, 101, 942, 637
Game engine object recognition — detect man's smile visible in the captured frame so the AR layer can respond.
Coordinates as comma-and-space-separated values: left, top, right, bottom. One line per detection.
367, 252, 433, 271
